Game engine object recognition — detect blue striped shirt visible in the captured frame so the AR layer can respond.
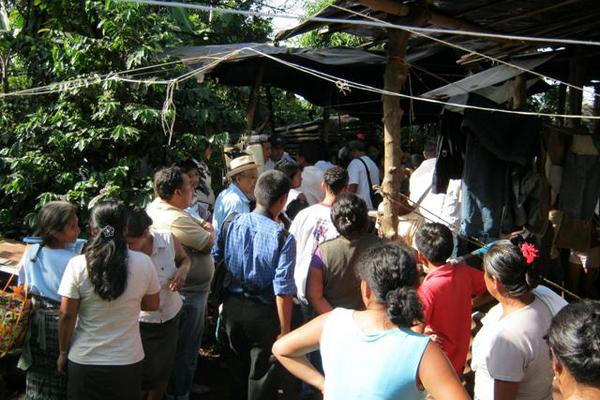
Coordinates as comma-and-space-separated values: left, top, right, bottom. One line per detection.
212, 212, 296, 303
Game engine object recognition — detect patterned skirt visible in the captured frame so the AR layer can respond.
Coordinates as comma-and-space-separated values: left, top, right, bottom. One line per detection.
25, 305, 68, 400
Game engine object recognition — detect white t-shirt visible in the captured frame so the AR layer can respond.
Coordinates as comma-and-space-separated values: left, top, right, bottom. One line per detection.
347, 156, 380, 210
300, 166, 325, 206
314, 160, 335, 172
58, 250, 160, 365
139, 231, 183, 324
409, 158, 461, 231
289, 203, 339, 302
471, 291, 566, 400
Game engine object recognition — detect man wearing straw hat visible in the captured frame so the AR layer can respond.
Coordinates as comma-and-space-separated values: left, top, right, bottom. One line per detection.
213, 155, 259, 238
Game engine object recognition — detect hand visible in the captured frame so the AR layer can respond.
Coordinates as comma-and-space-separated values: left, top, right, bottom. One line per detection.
57, 352, 68, 374
424, 327, 445, 346
168, 268, 188, 292
201, 221, 214, 232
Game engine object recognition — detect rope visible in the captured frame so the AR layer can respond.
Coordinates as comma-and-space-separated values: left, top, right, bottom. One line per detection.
246, 47, 600, 120
123, 0, 600, 48
333, 4, 600, 102
378, 188, 582, 300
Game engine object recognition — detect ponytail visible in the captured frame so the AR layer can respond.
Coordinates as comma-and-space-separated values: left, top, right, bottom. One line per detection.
86, 200, 129, 301
356, 243, 423, 328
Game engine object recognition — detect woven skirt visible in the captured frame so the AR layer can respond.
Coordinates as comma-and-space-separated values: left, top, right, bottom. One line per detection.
25, 306, 68, 400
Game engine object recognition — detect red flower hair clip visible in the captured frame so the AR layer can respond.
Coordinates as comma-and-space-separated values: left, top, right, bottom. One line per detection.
520, 243, 539, 265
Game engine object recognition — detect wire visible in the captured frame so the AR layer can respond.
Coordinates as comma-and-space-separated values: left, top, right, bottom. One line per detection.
333, 4, 600, 101
122, 0, 600, 48
245, 47, 600, 120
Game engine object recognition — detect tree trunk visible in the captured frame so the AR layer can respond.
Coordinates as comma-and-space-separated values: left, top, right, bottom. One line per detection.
380, 29, 411, 240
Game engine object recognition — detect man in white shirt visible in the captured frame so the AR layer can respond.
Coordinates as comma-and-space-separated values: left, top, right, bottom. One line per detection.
290, 166, 348, 304
347, 140, 380, 210
264, 135, 296, 171
298, 142, 326, 205
409, 139, 461, 231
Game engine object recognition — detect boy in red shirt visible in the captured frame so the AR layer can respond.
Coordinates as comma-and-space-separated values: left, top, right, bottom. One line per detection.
414, 223, 489, 375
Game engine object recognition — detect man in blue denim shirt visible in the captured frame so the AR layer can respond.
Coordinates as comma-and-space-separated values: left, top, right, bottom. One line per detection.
213, 170, 297, 400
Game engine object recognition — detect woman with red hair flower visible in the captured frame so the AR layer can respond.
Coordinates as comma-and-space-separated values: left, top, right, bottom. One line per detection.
472, 241, 568, 400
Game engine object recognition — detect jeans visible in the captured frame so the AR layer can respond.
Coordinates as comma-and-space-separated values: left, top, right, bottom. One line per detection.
166, 290, 209, 400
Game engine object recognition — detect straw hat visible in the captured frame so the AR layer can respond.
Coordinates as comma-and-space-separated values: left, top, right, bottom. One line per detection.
227, 155, 257, 178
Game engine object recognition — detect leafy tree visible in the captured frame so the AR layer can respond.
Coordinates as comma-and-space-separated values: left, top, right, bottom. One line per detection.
292, 0, 370, 48
0, 0, 306, 238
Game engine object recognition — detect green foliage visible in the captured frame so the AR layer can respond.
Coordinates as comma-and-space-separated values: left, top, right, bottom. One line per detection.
0, 0, 306, 238
292, 0, 370, 48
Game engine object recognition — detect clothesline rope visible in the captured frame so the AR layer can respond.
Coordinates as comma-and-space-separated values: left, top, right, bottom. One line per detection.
380, 189, 582, 301
246, 47, 600, 120
122, 0, 600, 48
333, 4, 599, 101
0, 51, 235, 99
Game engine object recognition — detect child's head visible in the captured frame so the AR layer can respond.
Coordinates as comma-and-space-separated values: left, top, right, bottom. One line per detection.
414, 223, 453, 266
37, 201, 79, 247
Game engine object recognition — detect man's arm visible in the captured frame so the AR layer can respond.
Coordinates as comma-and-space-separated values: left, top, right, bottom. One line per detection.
273, 234, 297, 336
171, 215, 215, 253
276, 295, 294, 336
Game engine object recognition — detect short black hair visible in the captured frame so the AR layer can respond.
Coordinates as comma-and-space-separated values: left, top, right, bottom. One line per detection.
274, 159, 300, 180
154, 167, 185, 200
323, 166, 348, 195
177, 159, 199, 174
127, 207, 153, 237
299, 142, 320, 165
331, 193, 368, 238
254, 170, 291, 208
414, 223, 454, 265
270, 135, 285, 148
348, 140, 366, 152
548, 300, 600, 387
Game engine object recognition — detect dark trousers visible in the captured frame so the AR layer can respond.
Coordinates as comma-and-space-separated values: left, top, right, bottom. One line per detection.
223, 295, 298, 400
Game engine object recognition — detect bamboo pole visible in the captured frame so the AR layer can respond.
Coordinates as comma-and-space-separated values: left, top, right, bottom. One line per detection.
380, 29, 411, 240
245, 63, 265, 131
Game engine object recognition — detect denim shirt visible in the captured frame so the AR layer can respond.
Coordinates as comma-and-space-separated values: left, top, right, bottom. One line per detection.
212, 212, 297, 303
212, 183, 251, 239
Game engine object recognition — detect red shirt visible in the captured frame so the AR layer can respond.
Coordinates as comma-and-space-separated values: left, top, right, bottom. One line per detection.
417, 263, 486, 375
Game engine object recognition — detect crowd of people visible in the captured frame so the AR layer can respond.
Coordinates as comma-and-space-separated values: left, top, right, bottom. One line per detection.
13, 134, 600, 400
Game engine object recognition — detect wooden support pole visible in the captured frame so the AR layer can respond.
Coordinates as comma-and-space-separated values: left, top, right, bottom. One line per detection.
265, 84, 275, 133
246, 64, 265, 131
594, 83, 600, 136
380, 29, 411, 240
512, 76, 526, 110
558, 84, 566, 126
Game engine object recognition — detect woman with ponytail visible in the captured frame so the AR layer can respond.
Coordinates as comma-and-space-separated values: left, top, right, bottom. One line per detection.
57, 200, 160, 400
472, 241, 567, 400
306, 192, 381, 315
273, 243, 468, 399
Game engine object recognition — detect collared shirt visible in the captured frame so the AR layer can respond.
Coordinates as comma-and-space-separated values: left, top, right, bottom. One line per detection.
139, 231, 183, 324
146, 197, 214, 292
409, 158, 461, 231
264, 152, 296, 171
212, 183, 252, 238
212, 212, 297, 303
